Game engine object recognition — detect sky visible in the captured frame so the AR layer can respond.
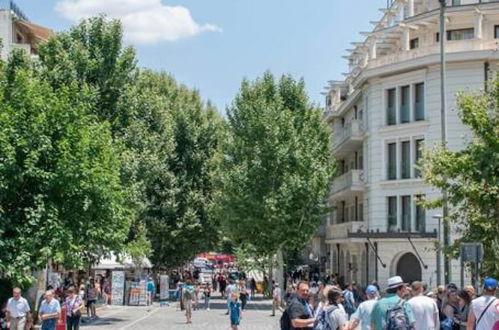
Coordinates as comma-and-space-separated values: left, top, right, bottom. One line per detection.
16, 0, 387, 112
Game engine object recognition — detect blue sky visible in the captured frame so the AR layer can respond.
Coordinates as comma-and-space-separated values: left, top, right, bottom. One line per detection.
18, 0, 386, 112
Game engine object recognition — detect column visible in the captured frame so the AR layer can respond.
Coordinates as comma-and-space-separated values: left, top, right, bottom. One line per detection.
407, 0, 414, 18
369, 38, 377, 60
475, 13, 483, 40
402, 27, 410, 51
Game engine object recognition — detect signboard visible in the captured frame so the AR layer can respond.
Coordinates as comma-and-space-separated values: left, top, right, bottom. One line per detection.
461, 243, 483, 263
160, 275, 169, 301
138, 280, 147, 306
111, 271, 125, 305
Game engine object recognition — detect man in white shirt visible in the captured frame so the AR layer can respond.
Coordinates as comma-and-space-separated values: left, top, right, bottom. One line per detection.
6, 287, 31, 330
467, 277, 499, 330
407, 281, 439, 330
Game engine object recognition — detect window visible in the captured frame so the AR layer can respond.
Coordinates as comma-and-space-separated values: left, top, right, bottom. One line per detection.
341, 118, 345, 127
495, 25, 499, 39
410, 38, 419, 50
388, 197, 397, 232
387, 88, 397, 125
326, 95, 332, 107
415, 139, 424, 178
359, 202, 364, 221
388, 143, 397, 180
401, 196, 411, 231
354, 105, 358, 120
340, 201, 346, 224
415, 195, 426, 232
401, 141, 411, 179
400, 86, 410, 123
447, 28, 474, 41
414, 83, 425, 121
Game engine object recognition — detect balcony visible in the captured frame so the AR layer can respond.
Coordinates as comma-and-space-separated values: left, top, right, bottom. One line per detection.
332, 120, 364, 157
10, 43, 31, 54
326, 221, 365, 241
368, 39, 498, 70
330, 169, 365, 199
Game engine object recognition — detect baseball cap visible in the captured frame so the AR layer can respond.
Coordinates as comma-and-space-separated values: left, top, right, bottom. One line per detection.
484, 277, 498, 290
366, 285, 378, 295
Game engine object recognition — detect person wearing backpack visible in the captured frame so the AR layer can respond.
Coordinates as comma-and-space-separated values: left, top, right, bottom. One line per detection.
281, 281, 316, 330
370, 276, 415, 330
466, 277, 499, 330
343, 283, 356, 319
349, 285, 379, 330
313, 289, 348, 330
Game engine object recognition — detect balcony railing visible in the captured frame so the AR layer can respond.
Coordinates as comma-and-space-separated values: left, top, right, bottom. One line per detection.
327, 221, 365, 240
332, 120, 364, 151
330, 169, 365, 196
368, 39, 498, 70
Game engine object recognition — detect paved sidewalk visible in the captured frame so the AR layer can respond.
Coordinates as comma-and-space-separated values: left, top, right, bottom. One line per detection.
80, 294, 280, 330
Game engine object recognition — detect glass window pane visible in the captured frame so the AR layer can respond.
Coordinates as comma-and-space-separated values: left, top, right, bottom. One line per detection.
415, 139, 424, 178
447, 28, 474, 41
388, 196, 397, 232
414, 83, 425, 121
401, 141, 411, 179
415, 195, 426, 232
388, 143, 397, 180
387, 88, 396, 125
400, 86, 410, 123
401, 196, 411, 232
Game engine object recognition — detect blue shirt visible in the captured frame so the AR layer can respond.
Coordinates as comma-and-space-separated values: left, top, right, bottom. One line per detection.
39, 299, 61, 316
229, 301, 241, 319
371, 294, 415, 330
147, 281, 155, 292
351, 299, 378, 330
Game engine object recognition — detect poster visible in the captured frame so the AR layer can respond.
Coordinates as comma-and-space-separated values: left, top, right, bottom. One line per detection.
160, 275, 169, 301
138, 280, 147, 306
111, 271, 125, 305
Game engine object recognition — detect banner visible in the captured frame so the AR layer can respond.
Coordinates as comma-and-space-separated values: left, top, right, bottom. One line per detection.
111, 271, 125, 305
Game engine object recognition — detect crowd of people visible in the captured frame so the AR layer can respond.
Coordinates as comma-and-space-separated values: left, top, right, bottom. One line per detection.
0, 275, 111, 330
279, 275, 499, 330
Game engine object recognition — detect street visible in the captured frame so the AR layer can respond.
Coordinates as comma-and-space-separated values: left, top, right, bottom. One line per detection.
81, 294, 279, 330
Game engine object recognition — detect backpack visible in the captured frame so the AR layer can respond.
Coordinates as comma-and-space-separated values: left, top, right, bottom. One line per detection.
440, 317, 455, 330
343, 291, 356, 315
386, 299, 410, 330
314, 305, 339, 330
280, 308, 291, 330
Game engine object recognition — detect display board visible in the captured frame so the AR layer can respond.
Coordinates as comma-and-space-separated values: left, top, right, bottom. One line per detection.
160, 275, 169, 301
111, 271, 125, 305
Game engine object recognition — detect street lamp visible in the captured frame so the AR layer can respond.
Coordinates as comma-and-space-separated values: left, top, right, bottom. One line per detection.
438, 0, 451, 285
433, 214, 443, 286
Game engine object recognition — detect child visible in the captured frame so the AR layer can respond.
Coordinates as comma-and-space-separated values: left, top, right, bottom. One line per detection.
229, 292, 241, 330
203, 284, 211, 310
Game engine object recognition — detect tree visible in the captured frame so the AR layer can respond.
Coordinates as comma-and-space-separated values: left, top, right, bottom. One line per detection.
218, 72, 334, 265
421, 79, 499, 277
119, 71, 225, 269
0, 53, 129, 285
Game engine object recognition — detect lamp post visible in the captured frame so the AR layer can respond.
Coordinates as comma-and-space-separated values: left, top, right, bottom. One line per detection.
433, 214, 443, 286
439, 0, 451, 285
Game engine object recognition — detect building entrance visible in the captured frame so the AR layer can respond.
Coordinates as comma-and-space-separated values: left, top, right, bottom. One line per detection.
396, 252, 422, 284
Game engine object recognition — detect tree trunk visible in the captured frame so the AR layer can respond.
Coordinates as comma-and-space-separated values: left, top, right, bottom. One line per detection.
268, 258, 273, 299
276, 248, 284, 300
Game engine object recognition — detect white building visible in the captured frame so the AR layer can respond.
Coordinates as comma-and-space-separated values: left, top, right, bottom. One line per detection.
0, 0, 52, 60
323, 0, 498, 289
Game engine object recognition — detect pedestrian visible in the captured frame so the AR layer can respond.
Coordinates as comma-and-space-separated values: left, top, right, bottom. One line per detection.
146, 277, 155, 306
322, 289, 348, 330
6, 287, 31, 330
65, 286, 83, 330
203, 284, 211, 310
349, 285, 379, 330
284, 284, 296, 307
229, 292, 241, 330
370, 276, 415, 330
436, 285, 446, 321
84, 278, 98, 319
271, 282, 281, 316
250, 278, 257, 298
102, 279, 111, 305
441, 288, 460, 330
194, 283, 200, 310
225, 280, 238, 315
343, 282, 356, 318
467, 277, 499, 330
455, 289, 471, 330
407, 281, 439, 330
182, 280, 194, 324
239, 281, 248, 311
282, 281, 315, 329
38, 290, 61, 330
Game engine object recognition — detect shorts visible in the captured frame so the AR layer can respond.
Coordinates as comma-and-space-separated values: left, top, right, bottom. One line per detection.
230, 317, 240, 326
86, 299, 96, 308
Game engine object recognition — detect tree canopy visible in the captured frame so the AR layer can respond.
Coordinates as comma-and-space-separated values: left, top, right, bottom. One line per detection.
218, 72, 335, 258
421, 79, 499, 277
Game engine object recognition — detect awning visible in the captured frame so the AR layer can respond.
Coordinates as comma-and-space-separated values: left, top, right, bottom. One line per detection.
93, 254, 153, 270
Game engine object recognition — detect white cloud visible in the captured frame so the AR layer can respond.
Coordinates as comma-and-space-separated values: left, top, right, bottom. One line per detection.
55, 0, 221, 44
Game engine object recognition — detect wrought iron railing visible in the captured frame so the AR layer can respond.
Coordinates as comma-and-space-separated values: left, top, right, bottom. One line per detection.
0, 0, 28, 21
